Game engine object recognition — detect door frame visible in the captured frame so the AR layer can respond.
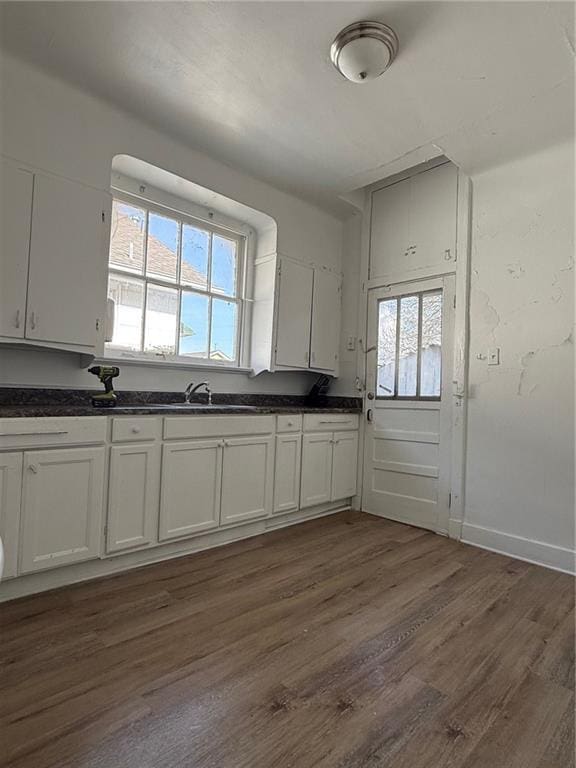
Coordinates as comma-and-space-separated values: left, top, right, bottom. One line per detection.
354, 162, 472, 540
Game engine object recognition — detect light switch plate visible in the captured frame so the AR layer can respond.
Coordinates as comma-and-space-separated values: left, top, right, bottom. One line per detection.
488, 347, 500, 365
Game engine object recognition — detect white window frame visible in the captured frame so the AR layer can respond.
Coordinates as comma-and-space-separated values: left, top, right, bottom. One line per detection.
105, 192, 249, 369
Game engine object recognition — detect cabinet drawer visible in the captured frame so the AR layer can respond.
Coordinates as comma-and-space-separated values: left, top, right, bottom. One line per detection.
276, 414, 302, 433
0, 416, 107, 450
303, 413, 359, 432
112, 417, 160, 443
163, 415, 274, 440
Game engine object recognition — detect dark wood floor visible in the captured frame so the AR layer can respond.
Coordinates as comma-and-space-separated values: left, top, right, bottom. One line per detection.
0, 511, 574, 768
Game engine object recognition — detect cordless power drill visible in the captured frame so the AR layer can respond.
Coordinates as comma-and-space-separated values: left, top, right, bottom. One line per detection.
88, 366, 120, 408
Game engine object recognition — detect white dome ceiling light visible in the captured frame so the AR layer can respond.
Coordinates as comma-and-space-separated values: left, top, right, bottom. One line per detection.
330, 21, 399, 83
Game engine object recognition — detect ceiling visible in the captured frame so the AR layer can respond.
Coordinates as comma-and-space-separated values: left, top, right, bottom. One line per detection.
1, 1, 574, 217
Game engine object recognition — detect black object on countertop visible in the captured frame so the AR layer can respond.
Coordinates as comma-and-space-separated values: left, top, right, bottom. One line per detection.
306, 374, 333, 403
88, 366, 120, 408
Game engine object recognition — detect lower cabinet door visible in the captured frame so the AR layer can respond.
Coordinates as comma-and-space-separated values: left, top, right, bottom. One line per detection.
159, 440, 221, 541
220, 436, 274, 525
0, 452, 23, 578
20, 447, 105, 573
300, 433, 333, 509
331, 431, 359, 501
107, 443, 160, 553
273, 433, 302, 514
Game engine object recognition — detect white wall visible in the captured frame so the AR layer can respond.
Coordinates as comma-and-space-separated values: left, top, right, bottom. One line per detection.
462, 141, 574, 572
0, 51, 343, 394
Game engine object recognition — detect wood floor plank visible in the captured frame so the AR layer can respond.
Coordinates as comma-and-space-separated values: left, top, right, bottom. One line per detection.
0, 511, 573, 768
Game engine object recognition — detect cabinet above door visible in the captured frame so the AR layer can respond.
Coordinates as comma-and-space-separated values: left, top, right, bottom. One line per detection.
369, 162, 457, 281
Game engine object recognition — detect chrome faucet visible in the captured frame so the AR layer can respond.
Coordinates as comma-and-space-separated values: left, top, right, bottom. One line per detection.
184, 381, 212, 405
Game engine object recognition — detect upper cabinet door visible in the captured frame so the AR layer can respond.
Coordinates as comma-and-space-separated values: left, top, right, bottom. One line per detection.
26, 173, 111, 348
369, 162, 457, 280
275, 258, 313, 369
0, 160, 33, 339
409, 162, 458, 268
310, 269, 340, 373
369, 175, 412, 279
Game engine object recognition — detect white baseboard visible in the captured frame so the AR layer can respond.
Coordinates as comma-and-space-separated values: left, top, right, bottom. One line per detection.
461, 522, 575, 575
0, 502, 350, 603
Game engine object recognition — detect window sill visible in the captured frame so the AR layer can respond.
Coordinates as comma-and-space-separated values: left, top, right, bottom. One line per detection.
99, 353, 254, 375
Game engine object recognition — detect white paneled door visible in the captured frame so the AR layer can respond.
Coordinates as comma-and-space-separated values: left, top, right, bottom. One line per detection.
362, 276, 455, 533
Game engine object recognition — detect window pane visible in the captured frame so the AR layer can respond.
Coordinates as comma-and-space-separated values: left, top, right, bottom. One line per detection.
211, 235, 237, 296
109, 201, 145, 274
210, 299, 238, 362
144, 284, 177, 355
420, 292, 442, 397
107, 275, 144, 351
146, 213, 179, 282
398, 295, 419, 397
181, 225, 209, 290
179, 292, 209, 357
376, 299, 397, 397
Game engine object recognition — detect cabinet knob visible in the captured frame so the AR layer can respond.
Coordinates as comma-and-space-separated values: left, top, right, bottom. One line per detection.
28, 463, 38, 474
131, 427, 141, 434
14, 310, 21, 329
30, 311, 37, 330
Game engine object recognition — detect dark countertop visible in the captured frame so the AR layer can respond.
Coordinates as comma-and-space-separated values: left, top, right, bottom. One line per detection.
0, 389, 362, 418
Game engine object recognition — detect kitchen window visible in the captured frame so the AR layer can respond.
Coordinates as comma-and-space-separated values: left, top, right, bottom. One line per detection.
106, 196, 246, 366
376, 290, 443, 399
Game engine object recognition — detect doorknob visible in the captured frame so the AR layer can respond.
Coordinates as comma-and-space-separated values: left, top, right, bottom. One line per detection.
367, 392, 375, 400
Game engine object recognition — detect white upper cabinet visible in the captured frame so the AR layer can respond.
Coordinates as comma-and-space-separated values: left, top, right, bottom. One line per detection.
310, 269, 340, 372
26, 173, 111, 348
0, 161, 33, 339
275, 258, 313, 369
252, 255, 341, 376
370, 162, 458, 280
0, 159, 111, 354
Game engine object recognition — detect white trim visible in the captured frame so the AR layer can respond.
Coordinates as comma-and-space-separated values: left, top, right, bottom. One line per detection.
0, 502, 350, 602
449, 170, 472, 541
97, 355, 253, 374
461, 522, 576, 575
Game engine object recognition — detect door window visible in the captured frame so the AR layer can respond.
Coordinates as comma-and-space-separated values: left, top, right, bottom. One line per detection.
376, 290, 442, 399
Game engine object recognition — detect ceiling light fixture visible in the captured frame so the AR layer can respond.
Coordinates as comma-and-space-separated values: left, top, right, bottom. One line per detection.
330, 21, 399, 83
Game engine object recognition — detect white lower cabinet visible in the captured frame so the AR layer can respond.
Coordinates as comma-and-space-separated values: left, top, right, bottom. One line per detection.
20, 447, 105, 574
273, 433, 302, 514
159, 440, 222, 541
300, 433, 333, 508
0, 452, 23, 579
107, 443, 160, 553
220, 436, 274, 525
331, 431, 359, 501
300, 430, 359, 509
